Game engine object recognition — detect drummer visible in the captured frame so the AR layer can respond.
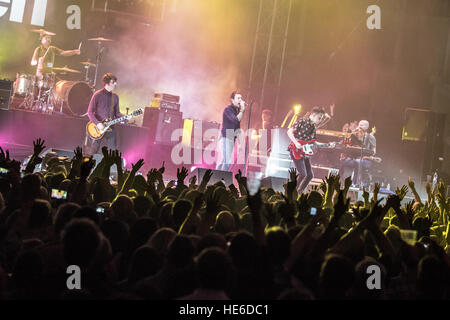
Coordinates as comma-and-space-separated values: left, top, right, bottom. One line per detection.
30, 32, 81, 78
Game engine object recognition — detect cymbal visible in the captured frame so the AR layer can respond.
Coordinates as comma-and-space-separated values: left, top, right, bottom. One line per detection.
81, 61, 96, 67
30, 29, 56, 36
51, 67, 81, 73
88, 37, 114, 42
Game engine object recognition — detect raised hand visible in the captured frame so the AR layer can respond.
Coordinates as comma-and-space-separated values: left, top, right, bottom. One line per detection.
385, 194, 401, 211
101, 146, 109, 158
33, 138, 46, 156
158, 161, 165, 175
205, 191, 221, 219
332, 174, 341, 191
297, 193, 310, 215
362, 199, 385, 230
333, 190, 350, 221
408, 177, 415, 190
103, 149, 116, 167
425, 181, 434, 202
372, 182, 381, 202
319, 180, 327, 194
0, 147, 5, 162
344, 176, 353, 190
189, 175, 197, 188
362, 187, 370, 207
80, 156, 96, 179
73, 146, 83, 161
289, 167, 298, 184
228, 184, 239, 198
395, 185, 408, 201
131, 159, 144, 173
177, 166, 189, 185
201, 169, 213, 185
112, 150, 123, 167
147, 168, 158, 184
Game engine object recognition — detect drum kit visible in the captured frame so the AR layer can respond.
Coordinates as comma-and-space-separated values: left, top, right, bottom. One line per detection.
14, 29, 114, 116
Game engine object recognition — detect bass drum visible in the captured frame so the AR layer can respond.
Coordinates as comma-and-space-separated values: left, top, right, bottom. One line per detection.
53, 81, 93, 116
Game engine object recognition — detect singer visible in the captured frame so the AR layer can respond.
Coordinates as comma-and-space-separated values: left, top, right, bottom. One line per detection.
216, 91, 246, 171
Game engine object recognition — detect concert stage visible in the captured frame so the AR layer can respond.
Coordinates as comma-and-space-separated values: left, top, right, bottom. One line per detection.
0, 108, 194, 179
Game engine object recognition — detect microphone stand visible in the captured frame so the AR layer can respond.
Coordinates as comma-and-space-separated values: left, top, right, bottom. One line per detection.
242, 101, 254, 176
93, 41, 104, 90
357, 133, 366, 189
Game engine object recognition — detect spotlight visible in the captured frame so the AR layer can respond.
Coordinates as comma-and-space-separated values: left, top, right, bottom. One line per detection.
294, 104, 302, 114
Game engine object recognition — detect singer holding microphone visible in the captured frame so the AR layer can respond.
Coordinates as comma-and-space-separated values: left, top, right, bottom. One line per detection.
216, 91, 246, 171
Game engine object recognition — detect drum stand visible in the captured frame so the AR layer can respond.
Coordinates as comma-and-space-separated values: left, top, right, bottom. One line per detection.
93, 41, 106, 90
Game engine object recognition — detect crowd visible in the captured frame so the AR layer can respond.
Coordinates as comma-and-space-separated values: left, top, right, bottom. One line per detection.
0, 138, 449, 300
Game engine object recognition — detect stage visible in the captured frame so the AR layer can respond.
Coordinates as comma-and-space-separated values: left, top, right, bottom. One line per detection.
0, 108, 230, 180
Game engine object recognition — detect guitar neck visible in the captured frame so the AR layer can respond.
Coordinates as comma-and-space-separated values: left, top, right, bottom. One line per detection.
313, 142, 338, 149
106, 115, 127, 126
105, 109, 141, 126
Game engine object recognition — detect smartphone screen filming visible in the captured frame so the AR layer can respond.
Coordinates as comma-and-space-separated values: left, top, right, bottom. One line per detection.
310, 207, 317, 215
51, 189, 67, 200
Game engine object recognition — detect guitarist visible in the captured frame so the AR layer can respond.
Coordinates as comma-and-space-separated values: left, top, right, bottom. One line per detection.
287, 107, 335, 193
86, 73, 129, 155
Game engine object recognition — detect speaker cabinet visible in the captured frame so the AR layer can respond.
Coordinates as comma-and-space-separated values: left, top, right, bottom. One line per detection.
402, 108, 430, 142
194, 167, 233, 186
142, 108, 183, 145
260, 176, 288, 192
0, 79, 13, 110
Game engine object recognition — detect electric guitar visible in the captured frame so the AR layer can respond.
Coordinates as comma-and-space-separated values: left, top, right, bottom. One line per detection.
86, 108, 143, 140
288, 139, 341, 160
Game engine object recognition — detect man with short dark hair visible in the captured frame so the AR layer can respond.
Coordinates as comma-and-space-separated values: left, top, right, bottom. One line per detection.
85, 73, 129, 155
216, 91, 246, 171
287, 107, 335, 193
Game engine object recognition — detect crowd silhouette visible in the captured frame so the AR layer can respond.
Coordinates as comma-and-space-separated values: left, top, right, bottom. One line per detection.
0, 138, 448, 300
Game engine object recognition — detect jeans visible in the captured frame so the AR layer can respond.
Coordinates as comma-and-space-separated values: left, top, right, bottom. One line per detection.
340, 157, 371, 186
290, 152, 314, 193
85, 127, 117, 155
216, 136, 235, 171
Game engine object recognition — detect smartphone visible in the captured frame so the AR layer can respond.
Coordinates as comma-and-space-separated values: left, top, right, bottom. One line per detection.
96, 206, 105, 214
310, 207, 317, 216
0, 167, 9, 174
51, 189, 67, 200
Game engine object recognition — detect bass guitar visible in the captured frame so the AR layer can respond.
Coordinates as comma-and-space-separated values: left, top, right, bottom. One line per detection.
288, 139, 341, 160
86, 108, 143, 140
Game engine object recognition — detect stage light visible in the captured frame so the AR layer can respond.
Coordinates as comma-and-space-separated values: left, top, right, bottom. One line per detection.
294, 104, 301, 114
182, 118, 193, 147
